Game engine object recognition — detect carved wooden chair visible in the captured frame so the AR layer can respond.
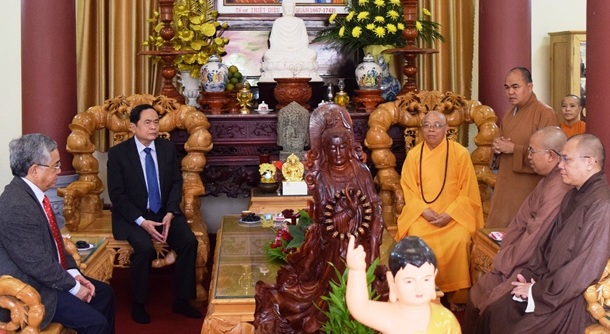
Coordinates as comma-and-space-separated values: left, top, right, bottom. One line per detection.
56, 94, 213, 302
364, 90, 501, 234
0, 239, 87, 334
584, 258, 610, 333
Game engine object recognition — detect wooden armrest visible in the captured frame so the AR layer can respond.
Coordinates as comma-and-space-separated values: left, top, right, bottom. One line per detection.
584, 259, 610, 332
0, 275, 45, 333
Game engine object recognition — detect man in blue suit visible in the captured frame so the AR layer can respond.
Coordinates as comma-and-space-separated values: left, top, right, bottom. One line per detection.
107, 104, 201, 324
0, 133, 115, 333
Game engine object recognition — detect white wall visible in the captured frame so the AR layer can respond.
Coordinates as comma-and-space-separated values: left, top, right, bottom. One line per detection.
531, 0, 586, 106
0, 2, 22, 188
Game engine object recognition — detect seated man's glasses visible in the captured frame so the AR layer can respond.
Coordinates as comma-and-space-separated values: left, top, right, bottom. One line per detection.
558, 154, 594, 164
527, 147, 552, 155
36, 161, 61, 170
421, 123, 446, 129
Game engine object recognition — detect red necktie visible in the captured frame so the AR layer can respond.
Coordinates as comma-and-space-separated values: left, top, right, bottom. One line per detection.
43, 195, 67, 269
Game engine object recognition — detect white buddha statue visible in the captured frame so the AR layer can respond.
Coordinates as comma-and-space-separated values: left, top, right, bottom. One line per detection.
259, 0, 322, 82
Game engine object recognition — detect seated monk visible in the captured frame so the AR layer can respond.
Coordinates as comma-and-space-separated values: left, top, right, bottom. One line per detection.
463, 126, 570, 331
259, 0, 322, 82
396, 111, 484, 312
346, 235, 460, 334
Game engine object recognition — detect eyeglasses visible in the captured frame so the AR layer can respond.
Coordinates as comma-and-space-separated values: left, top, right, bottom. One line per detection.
36, 162, 61, 171
421, 123, 446, 130
527, 147, 553, 155
558, 155, 594, 164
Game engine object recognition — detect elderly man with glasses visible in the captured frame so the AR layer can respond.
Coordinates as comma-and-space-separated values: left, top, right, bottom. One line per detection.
478, 133, 610, 334
0, 133, 115, 333
464, 126, 570, 332
396, 110, 484, 312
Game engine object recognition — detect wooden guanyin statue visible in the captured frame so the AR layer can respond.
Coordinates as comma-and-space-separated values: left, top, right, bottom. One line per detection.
254, 104, 387, 333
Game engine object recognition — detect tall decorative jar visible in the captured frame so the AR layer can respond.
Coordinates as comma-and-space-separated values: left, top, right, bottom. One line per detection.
178, 70, 202, 107
200, 54, 229, 92
355, 53, 382, 89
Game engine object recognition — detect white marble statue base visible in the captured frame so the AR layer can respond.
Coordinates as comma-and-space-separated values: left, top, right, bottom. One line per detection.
282, 181, 308, 196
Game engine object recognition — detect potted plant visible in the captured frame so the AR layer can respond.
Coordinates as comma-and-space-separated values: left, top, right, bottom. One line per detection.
313, 0, 443, 53
143, 0, 230, 79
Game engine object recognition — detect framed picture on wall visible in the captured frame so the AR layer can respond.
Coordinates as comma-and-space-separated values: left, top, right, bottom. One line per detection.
217, 0, 348, 16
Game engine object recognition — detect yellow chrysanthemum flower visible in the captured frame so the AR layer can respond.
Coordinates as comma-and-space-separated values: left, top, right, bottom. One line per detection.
329, 13, 337, 24
358, 0, 368, 5
357, 12, 369, 21
373, 0, 384, 8
366, 23, 375, 30
397, 22, 405, 30
415, 21, 423, 31
346, 11, 355, 22
389, 0, 400, 5
339, 26, 345, 37
422, 8, 432, 16
387, 10, 399, 20
352, 26, 363, 38
386, 23, 397, 33
374, 16, 385, 23
374, 26, 386, 38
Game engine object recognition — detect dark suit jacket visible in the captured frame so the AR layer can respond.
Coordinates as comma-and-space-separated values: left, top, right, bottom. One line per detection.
0, 177, 78, 328
107, 137, 183, 240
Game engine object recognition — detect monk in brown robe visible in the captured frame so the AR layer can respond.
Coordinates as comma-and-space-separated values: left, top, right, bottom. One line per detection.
463, 126, 570, 332
479, 134, 610, 334
487, 67, 558, 228
396, 111, 484, 311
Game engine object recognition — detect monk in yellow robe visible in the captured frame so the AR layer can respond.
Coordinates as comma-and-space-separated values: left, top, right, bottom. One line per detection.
396, 111, 484, 310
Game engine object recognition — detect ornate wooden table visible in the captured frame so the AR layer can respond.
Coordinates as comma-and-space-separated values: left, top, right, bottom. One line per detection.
202, 215, 280, 334
470, 228, 503, 285
69, 235, 113, 283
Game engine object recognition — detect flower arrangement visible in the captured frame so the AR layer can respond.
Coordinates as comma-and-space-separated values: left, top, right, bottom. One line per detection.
313, 1, 443, 53
265, 209, 313, 264
143, 0, 230, 78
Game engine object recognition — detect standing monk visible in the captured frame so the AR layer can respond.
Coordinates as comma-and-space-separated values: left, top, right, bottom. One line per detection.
396, 111, 484, 311
487, 67, 558, 228
479, 134, 610, 334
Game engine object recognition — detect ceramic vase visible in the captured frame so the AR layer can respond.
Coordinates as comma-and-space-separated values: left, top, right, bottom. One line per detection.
355, 53, 383, 90
377, 56, 401, 101
178, 70, 201, 107
200, 55, 229, 93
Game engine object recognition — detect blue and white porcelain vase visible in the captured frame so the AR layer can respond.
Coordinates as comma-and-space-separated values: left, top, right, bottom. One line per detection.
200, 54, 229, 92
377, 56, 401, 101
355, 53, 383, 90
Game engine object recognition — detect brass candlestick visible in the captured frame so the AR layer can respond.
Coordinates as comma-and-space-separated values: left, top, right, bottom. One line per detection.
237, 86, 253, 114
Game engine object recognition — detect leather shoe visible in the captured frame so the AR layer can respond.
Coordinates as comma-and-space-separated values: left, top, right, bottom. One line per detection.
131, 303, 150, 324
172, 299, 203, 318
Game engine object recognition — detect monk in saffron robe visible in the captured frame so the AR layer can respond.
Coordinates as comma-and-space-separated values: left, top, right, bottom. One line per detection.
464, 127, 570, 332
559, 94, 586, 138
479, 134, 610, 334
396, 111, 484, 310
487, 67, 558, 228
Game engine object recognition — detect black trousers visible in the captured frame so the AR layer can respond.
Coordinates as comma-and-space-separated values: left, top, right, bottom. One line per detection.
126, 212, 198, 304
53, 277, 115, 334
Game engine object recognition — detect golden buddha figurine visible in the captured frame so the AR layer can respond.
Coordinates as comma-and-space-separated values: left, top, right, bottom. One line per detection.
282, 153, 304, 182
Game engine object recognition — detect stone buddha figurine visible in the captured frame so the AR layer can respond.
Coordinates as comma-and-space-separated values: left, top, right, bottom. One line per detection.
277, 101, 310, 161
259, 0, 323, 83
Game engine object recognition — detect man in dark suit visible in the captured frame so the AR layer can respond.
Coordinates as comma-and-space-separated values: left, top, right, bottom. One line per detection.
0, 133, 115, 333
107, 104, 201, 324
